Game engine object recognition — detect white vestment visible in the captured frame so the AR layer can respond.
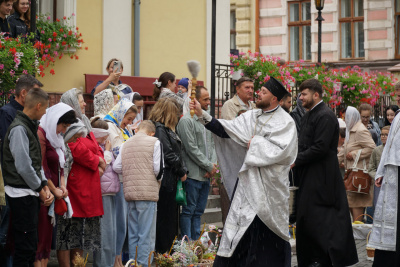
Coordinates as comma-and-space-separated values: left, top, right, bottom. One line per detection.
201, 107, 297, 257
369, 114, 400, 251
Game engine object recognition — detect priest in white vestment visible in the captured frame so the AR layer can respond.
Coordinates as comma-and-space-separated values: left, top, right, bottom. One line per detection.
190, 77, 297, 266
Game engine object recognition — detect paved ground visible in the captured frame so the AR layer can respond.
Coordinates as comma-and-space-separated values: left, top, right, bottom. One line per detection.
48, 239, 373, 266
290, 239, 373, 267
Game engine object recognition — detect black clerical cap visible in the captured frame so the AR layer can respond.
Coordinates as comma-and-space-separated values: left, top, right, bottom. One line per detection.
263, 77, 289, 101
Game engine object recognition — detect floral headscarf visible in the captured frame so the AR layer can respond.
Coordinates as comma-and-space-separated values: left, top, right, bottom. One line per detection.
60, 88, 92, 132
94, 89, 114, 118
104, 98, 134, 140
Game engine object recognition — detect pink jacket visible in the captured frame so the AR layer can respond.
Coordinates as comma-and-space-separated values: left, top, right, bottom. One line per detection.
100, 145, 120, 195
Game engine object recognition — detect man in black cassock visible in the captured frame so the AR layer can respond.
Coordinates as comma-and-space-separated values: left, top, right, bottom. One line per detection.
292, 79, 358, 267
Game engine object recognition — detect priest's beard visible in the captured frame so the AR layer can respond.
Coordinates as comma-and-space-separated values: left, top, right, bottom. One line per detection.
256, 99, 270, 109
302, 97, 315, 110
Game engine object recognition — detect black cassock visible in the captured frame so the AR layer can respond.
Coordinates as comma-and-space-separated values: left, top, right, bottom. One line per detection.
294, 102, 358, 267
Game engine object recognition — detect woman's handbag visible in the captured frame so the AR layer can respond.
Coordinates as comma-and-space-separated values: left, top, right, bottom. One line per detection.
343, 150, 371, 194
54, 198, 68, 215
54, 164, 68, 215
176, 180, 187, 206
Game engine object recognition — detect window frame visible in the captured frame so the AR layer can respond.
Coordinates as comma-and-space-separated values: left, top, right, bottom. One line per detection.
395, 1, 400, 59
339, 0, 365, 60
287, 0, 312, 62
37, 0, 76, 27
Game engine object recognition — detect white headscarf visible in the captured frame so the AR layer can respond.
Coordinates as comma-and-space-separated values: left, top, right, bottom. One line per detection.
40, 103, 74, 168
345, 106, 361, 142
123, 92, 144, 123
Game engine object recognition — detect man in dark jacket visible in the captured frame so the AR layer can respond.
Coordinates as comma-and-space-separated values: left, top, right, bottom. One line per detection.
0, 74, 42, 266
0, 0, 13, 37
2, 87, 53, 266
292, 79, 358, 267
290, 93, 306, 135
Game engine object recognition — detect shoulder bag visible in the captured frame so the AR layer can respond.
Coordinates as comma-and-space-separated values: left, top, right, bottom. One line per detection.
343, 149, 371, 194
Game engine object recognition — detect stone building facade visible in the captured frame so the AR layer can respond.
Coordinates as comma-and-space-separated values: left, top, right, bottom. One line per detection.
230, 0, 400, 71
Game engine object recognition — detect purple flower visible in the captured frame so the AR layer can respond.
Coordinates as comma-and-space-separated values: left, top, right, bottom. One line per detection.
22, 69, 28, 74
0, 64, 3, 70
10, 70, 15, 76
48, 38, 52, 42
47, 16, 51, 20
41, 30, 45, 34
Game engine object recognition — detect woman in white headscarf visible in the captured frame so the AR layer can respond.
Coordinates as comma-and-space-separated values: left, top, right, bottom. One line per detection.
35, 103, 78, 267
123, 92, 144, 124
338, 106, 376, 221
368, 113, 400, 266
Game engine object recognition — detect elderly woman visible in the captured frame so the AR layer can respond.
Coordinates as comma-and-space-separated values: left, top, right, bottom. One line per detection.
149, 98, 187, 253
60, 88, 92, 131
57, 90, 105, 267
368, 115, 400, 266
338, 106, 376, 221
103, 98, 137, 267
35, 103, 77, 267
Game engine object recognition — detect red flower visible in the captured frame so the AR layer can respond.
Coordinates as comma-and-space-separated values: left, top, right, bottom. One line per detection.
9, 47, 16, 54
76, 27, 79, 31
68, 30, 72, 36
63, 16, 66, 20
40, 72, 45, 77
53, 32, 57, 37
85, 47, 88, 50
75, 55, 79, 60
50, 69, 55, 75
59, 28, 64, 32
56, 18, 60, 22
61, 41, 66, 46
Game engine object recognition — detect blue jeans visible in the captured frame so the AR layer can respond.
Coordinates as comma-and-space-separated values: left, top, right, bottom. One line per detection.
115, 183, 128, 254
128, 201, 157, 267
93, 195, 117, 267
180, 178, 210, 240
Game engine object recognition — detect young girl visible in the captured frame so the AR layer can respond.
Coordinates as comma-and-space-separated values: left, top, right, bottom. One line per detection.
103, 98, 137, 267
91, 118, 120, 267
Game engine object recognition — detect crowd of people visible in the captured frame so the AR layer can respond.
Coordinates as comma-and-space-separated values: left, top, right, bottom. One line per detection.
1, 49, 400, 267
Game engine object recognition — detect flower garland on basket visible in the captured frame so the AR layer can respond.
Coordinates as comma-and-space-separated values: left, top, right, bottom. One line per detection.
154, 225, 220, 266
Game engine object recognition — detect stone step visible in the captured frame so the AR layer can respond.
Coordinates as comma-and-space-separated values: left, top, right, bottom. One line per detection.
206, 194, 221, 209
201, 207, 222, 225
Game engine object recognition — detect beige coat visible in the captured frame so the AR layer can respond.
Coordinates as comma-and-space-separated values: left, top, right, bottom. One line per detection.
220, 94, 255, 120
338, 121, 376, 208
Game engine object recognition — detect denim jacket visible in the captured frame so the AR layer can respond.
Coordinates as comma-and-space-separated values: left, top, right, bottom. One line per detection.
177, 112, 217, 182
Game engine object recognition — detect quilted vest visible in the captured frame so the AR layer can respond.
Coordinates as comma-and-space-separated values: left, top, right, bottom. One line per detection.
121, 132, 159, 201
